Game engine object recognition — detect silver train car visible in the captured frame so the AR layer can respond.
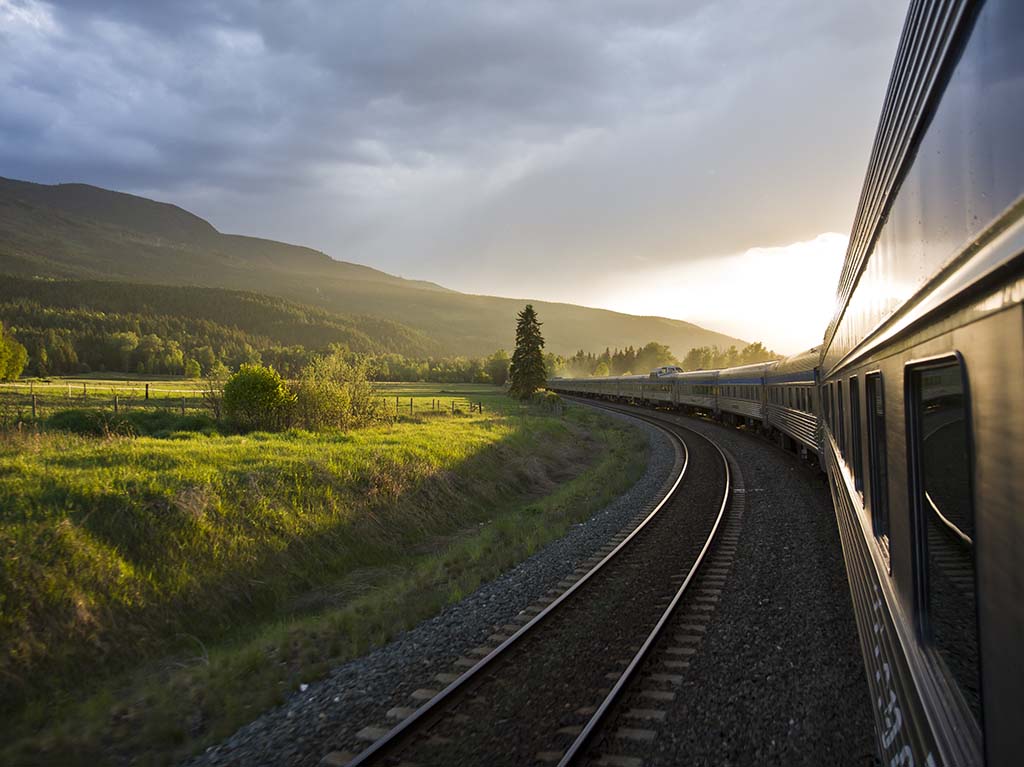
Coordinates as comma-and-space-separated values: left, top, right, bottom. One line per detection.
550, 1, 1022, 763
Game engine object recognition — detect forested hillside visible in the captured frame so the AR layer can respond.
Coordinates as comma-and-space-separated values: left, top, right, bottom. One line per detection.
0, 277, 439, 376
0, 176, 746, 357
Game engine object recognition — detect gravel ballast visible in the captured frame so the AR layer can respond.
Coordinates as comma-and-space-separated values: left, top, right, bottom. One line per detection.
623, 409, 878, 767
186, 408, 678, 767
376, 418, 724, 766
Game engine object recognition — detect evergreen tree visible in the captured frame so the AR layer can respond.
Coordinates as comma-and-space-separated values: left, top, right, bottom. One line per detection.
509, 304, 547, 399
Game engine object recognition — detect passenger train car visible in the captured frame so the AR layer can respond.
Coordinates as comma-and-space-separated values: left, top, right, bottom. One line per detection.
548, 1, 1022, 764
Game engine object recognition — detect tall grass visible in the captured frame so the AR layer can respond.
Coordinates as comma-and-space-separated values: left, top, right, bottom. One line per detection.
0, 396, 646, 765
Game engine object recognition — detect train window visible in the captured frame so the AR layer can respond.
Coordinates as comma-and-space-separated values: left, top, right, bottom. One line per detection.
865, 373, 889, 549
849, 377, 863, 493
822, 385, 831, 424
908, 359, 982, 727
836, 380, 846, 457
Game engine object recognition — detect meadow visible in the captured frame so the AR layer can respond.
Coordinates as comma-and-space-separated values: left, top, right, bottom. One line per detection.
0, 381, 646, 765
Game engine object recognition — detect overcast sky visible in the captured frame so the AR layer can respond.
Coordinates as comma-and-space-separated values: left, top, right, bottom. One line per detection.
1, 0, 906, 353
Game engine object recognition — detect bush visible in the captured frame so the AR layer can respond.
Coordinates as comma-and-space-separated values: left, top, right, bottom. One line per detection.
0, 323, 28, 381
531, 390, 563, 414
222, 363, 295, 431
292, 352, 390, 430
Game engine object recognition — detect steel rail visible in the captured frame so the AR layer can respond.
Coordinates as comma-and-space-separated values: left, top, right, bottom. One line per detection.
343, 409, 691, 767
556, 399, 732, 765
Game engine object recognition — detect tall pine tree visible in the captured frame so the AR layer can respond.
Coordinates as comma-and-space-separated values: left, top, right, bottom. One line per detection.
508, 304, 547, 399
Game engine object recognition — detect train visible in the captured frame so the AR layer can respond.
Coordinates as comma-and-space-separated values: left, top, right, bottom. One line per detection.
547, 1, 1023, 765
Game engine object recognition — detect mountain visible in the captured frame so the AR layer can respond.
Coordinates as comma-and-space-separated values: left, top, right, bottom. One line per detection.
0, 176, 746, 357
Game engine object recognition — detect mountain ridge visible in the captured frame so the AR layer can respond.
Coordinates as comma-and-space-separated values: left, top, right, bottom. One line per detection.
0, 175, 747, 357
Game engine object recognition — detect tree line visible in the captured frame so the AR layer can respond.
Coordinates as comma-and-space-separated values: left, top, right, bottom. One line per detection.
547, 340, 778, 377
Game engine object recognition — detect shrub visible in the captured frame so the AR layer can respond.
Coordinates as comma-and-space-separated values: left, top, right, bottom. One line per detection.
0, 323, 28, 381
222, 363, 294, 431
292, 352, 390, 430
200, 361, 231, 420
531, 390, 563, 414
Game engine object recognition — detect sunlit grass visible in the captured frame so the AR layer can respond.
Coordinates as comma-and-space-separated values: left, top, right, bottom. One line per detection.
0, 389, 647, 765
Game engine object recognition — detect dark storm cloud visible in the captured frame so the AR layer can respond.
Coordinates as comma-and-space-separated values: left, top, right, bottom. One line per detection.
0, 0, 905, 305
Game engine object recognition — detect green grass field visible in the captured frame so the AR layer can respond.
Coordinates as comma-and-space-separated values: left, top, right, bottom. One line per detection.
0, 383, 646, 766
0, 376, 497, 416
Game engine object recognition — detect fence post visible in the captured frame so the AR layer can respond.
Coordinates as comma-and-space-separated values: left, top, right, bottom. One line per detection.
181, 396, 186, 416
145, 383, 150, 401
83, 383, 87, 399
479, 402, 483, 414
31, 394, 37, 420
409, 397, 413, 415
114, 394, 119, 414
451, 399, 454, 415
395, 395, 399, 415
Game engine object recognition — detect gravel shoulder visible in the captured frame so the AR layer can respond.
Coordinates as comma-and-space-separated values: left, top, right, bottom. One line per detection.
186, 408, 678, 767
639, 411, 878, 767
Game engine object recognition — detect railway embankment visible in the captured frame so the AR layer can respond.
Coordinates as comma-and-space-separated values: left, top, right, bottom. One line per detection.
186, 410, 678, 767
194, 401, 878, 767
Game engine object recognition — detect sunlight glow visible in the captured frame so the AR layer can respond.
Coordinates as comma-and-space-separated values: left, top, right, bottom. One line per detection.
603, 232, 848, 355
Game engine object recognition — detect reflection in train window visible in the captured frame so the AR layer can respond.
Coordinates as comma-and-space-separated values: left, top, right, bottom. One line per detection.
909, 359, 982, 728
823, 383, 831, 425
865, 373, 889, 549
837, 380, 846, 457
850, 377, 863, 493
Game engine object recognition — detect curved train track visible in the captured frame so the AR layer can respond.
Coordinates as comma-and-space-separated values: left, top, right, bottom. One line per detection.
332, 402, 734, 767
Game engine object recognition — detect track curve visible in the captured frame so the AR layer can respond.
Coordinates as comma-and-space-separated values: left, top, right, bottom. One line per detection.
337, 401, 731, 767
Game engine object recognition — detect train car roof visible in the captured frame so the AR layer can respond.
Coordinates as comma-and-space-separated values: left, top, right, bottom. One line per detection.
669, 369, 719, 382
717, 360, 779, 382
767, 347, 820, 382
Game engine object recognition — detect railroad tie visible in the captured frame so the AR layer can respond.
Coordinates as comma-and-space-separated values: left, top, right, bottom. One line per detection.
355, 725, 389, 742
593, 755, 644, 767
623, 707, 667, 722
319, 751, 355, 766
615, 727, 657, 743
647, 673, 684, 686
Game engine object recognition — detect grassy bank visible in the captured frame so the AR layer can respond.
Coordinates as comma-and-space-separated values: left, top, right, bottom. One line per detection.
0, 386, 646, 765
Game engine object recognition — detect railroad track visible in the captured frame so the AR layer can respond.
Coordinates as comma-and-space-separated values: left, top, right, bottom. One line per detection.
327, 401, 735, 767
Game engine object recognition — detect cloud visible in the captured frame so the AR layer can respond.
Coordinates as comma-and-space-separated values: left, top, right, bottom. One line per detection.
0, 0, 905, 341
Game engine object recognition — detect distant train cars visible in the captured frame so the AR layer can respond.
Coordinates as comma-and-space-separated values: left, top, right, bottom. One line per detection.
649, 365, 683, 378
550, 1, 1024, 764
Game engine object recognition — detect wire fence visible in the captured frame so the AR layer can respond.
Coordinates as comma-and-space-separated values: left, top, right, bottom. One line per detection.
0, 385, 487, 423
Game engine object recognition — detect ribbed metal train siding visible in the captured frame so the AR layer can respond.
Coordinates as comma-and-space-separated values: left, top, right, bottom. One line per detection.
824, 441, 940, 767
766, 405, 819, 454
718, 397, 762, 421
677, 392, 717, 410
